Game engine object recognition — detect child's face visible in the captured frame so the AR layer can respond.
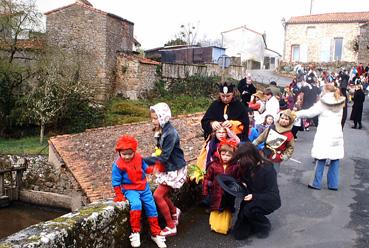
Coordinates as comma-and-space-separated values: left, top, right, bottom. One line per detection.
278, 114, 291, 127
220, 150, 233, 163
266, 116, 274, 125
119, 149, 135, 162
215, 128, 227, 140
150, 112, 160, 129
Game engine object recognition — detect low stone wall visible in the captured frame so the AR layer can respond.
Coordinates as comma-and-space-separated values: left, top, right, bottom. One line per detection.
0, 182, 200, 247
162, 62, 247, 81
1, 155, 86, 210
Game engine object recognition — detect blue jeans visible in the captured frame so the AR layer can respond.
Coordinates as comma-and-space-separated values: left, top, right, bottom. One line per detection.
311, 159, 340, 189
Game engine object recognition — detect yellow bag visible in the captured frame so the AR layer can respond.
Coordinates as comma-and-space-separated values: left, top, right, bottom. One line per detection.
195, 141, 208, 171
209, 209, 232, 234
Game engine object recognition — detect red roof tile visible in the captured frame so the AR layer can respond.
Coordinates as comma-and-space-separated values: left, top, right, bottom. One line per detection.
44, 2, 133, 25
49, 113, 204, 203
287, 12, 369, 24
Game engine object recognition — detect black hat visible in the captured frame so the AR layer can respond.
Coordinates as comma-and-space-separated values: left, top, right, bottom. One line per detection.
218, 82, 234, 94
216, 175, 248, 197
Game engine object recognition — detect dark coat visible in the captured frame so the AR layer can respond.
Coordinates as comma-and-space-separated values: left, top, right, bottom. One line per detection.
232, 163, 281, 240
201, 99, 249, 142
350, 89, 365, 122
300, 84, 320, 109
238, 78, 256, 104
203, 161, 236, 211
144, 122, 186, 172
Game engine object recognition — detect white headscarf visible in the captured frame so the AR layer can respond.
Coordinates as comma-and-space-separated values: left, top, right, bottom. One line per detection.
150, 102, 172, 128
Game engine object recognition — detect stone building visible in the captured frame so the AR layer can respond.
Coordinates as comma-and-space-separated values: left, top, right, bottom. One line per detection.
283, 12, 369, 64
45, 0, 135, 101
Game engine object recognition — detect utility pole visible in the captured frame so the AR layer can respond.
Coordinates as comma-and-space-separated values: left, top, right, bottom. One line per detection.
310, 0, 314, 15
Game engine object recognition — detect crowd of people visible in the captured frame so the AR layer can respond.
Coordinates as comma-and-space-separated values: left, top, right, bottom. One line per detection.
110, 62, 366, 247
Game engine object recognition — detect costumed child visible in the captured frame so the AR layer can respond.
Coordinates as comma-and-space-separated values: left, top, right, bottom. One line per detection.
255, 114, 274, 136
111, 135, 166, 248
202, 139, 238, 234
252, 109, 296, 173
144, 102, 187, 237
204, 127, 240, 170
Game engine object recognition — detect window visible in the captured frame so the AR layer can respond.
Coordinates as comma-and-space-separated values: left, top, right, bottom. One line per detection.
291, 45, 300, 62
306, 26, 316, 37
334, 38, 343, 61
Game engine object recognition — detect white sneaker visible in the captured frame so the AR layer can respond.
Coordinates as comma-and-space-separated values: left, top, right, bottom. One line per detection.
160, 226, 177, 236
129, 232, 140, 247
151, 235, 167, 248
172, 208, 181, 226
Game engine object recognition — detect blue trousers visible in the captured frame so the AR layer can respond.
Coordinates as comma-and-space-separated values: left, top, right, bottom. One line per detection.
311, 159, 340, 189
123, 184, 158, 217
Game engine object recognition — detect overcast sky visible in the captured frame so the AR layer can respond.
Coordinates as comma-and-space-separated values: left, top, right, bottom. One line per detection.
35, 0, 369, 53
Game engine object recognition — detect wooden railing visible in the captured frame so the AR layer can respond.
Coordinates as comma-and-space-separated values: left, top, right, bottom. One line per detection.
0, 161, 27, 207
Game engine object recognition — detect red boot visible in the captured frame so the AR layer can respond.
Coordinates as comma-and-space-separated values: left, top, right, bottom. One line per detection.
130, 210, 142, 233
147, 216, 161, 236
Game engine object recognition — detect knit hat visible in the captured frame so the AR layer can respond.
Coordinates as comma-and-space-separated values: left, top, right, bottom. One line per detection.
115, 135, 138, 152
150, 102, 172, 128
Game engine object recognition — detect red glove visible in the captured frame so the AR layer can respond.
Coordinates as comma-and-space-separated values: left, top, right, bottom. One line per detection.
113, 186, 126, 202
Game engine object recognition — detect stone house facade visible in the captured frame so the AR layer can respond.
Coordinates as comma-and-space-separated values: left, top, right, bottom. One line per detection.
283, 12, 369, 64
45, 0, 135, 102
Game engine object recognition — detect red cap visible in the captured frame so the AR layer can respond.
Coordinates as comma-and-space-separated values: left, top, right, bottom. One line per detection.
115, 135, 138, 152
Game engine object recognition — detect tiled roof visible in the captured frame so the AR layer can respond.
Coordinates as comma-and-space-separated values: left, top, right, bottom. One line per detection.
287, 12, 369, 24
117, 52, 160, 65
44, 2, 133, 25
49, 113, 203, 203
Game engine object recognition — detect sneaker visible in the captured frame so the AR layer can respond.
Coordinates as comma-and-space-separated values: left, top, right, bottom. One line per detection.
172, 208, 181, 226
151, 235, 167, 248
129, 232, 140, 248
160, 226, 177, 236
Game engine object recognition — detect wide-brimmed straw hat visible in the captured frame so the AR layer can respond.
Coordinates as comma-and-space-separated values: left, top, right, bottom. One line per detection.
252, 90, 265, 100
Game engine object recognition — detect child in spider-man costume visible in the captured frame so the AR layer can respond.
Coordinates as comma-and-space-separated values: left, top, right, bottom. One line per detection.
112, 135, 166, 248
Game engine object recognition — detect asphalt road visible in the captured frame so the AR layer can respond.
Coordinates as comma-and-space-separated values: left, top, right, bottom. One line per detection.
248, 69, 292, 87
144, 97, 369, 248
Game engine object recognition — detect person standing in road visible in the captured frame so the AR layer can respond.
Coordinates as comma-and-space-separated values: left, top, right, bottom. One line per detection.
238, 74, 257, 107
296, 84, 345, 190
350, 84, 365, 129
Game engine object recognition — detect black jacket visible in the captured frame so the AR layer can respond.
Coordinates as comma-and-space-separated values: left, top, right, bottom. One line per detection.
201, 99, 249, 142
238, 78, 256, 104
144, 122, 186, 172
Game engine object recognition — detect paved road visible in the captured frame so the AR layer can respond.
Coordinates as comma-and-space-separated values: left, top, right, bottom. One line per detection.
249, 69, 292, 87
144, 98, 369, 248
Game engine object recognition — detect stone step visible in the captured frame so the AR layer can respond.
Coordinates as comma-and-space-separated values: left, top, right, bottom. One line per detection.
0, 195, 10, 208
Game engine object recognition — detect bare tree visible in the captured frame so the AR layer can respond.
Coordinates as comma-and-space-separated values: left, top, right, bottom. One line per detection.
27, 48, 94, 143
0, 0, 42, 63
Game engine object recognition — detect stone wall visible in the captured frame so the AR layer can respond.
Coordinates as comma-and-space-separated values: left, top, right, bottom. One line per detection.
0, 182, 200, 247
46, 3, 134, 102
115, 53, 159, 99
1, 155, 87, 210
161, 63, 248, 81
358, 23, 369, 65
284, 23, 359, 63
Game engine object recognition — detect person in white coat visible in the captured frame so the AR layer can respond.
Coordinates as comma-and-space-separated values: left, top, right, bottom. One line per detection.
296, 84, 345, 190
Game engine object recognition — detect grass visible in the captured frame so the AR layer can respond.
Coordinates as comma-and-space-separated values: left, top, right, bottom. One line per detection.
0, 95, 212, 155
0, 136, 49, 155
